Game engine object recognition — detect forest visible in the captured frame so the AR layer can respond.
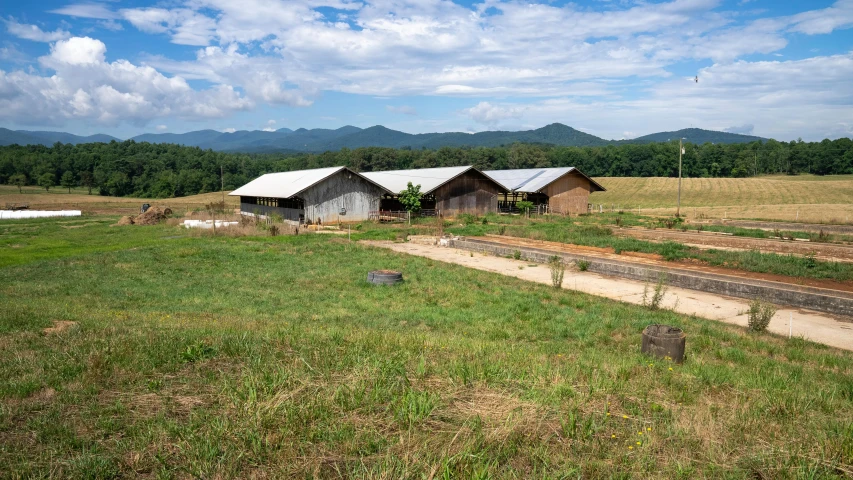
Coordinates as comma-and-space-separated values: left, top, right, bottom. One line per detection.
1, 137, 851, 198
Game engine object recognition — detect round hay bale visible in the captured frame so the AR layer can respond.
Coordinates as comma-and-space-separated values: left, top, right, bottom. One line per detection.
367, 270, 403, 285
641, 324, 686, 363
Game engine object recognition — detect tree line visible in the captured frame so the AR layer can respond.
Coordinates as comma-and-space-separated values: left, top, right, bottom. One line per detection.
1, 137, 851, 198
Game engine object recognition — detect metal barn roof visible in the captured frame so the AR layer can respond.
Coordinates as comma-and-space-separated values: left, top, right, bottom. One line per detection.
229, 166, 389, 198
484, 167, 606, 193
361, 166, 504, 194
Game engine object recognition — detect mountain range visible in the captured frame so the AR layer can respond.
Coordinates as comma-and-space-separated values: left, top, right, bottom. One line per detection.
0, 124, 767, 152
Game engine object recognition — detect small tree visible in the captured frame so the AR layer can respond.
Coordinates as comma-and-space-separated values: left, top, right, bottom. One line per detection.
78, 171, 94, 195
60, 171, 76, 193
9, 174, 26, 193
516, 200, 534, 216
399, 182, 422, 214
38, 173, 55, 192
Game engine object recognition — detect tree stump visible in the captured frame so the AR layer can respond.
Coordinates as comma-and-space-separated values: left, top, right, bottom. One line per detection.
641, 324, 686, 363
367, 270, 403, 285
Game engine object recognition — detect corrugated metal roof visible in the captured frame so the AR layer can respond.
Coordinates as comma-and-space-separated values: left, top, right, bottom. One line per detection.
361, 166, 498, 194
229, 166, 391, 198
484, 167, 606, 193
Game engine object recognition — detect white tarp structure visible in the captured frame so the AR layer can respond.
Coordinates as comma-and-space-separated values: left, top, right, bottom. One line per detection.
0, 210, 82, 220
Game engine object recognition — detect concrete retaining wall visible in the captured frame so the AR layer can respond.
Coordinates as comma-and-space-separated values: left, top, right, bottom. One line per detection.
452, 238, 853, 318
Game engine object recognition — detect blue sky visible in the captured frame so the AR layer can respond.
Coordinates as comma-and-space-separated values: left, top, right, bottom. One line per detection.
1, 0, 852, 141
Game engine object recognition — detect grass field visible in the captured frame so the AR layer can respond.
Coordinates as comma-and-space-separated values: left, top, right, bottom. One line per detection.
1, 217, 852, 478
591, 175, 853, 223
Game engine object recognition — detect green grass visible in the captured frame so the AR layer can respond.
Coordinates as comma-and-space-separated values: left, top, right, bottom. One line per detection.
1, 218, 852, 477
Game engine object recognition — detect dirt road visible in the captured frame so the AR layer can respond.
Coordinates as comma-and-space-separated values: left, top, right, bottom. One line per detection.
363, 240, 853, 352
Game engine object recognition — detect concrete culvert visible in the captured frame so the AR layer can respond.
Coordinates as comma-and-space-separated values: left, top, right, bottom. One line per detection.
367, 270, 403, 285
641, 324, 686, 364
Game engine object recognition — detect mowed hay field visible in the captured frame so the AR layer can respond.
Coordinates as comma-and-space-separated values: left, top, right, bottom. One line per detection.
591, 175, 853, 223
1, 218, 853, 478
0, 185, 239, 215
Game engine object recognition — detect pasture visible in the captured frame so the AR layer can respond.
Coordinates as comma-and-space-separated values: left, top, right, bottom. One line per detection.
1, 217, 852, 478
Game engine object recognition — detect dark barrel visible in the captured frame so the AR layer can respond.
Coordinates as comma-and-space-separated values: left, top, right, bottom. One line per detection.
641, 324, 686, 363
367, 270, 403, 285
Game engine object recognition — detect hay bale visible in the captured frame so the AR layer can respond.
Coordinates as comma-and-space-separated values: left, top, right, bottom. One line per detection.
134, 207, 169, 226
113, 215, 135, 226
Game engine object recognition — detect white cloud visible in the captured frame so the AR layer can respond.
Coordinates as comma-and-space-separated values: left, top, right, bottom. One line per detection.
155, 124, 167, 131
463, 53, 853, 141
222, 127, 236, 133
463, 102, 524, 127
5, 18, 71, 42
49, 3, 119, 20
0, 36, 252, 127
262, 119, 277, 131
386, 105, 417, 116
47, 36, 106, 65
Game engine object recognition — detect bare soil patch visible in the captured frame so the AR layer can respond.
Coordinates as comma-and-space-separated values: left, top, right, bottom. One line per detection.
43, 320, 78, 334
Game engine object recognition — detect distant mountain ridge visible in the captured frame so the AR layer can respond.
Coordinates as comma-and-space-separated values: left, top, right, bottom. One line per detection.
0, 124, 768, 151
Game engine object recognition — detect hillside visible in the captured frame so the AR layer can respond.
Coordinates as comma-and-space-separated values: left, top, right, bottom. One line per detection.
0, 124, 771, 151
0, 128, 120, 146
625, 128, 765, 145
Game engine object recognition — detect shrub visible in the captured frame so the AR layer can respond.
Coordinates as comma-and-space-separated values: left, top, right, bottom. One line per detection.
642, 273, 669, 310
205, 200, 228, 213
576, 259, 590, 272
512, 250, 521, 260
548, 255, 565, 288
747, 299, 777, 332
459, 213, 478, 225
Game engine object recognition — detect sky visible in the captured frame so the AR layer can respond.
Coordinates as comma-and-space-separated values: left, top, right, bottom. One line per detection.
1, 0, 852, 141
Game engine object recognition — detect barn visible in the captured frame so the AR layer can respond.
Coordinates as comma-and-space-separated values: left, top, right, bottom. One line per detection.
484, 167, 606, 215
361, 166, 506, 216
230, 166, 389, 224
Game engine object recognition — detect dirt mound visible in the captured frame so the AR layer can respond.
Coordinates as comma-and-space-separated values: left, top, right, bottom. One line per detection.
134, 207, 171, 226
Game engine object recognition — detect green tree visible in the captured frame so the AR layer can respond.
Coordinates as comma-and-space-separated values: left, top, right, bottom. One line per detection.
516, 200, 534, 215
9, 174, 27, 193
399, 182, 422, 213
38, 173, 55, 192
78, 171, 94, 195
60, 171, 76, 193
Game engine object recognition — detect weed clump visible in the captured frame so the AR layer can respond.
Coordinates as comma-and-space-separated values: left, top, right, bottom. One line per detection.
576, 260, 590, 271
512, 250, 522, 260
548, 255, 565, 289
747, 299, 777, 332
642, 273, 669, 310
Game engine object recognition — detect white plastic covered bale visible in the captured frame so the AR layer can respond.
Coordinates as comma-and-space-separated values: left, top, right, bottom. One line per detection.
181, 219, 240, 229
0, 210, 82, 220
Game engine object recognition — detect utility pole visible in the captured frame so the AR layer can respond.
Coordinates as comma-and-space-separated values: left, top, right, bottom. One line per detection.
677, 138, 684, 217
221, 165, 225, 204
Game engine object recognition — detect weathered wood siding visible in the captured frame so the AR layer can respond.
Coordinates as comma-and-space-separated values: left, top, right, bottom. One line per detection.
239, 202, 303, 221
545, 171, 593, 214
433, 170, 502, 216
302, 171, 384, 223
